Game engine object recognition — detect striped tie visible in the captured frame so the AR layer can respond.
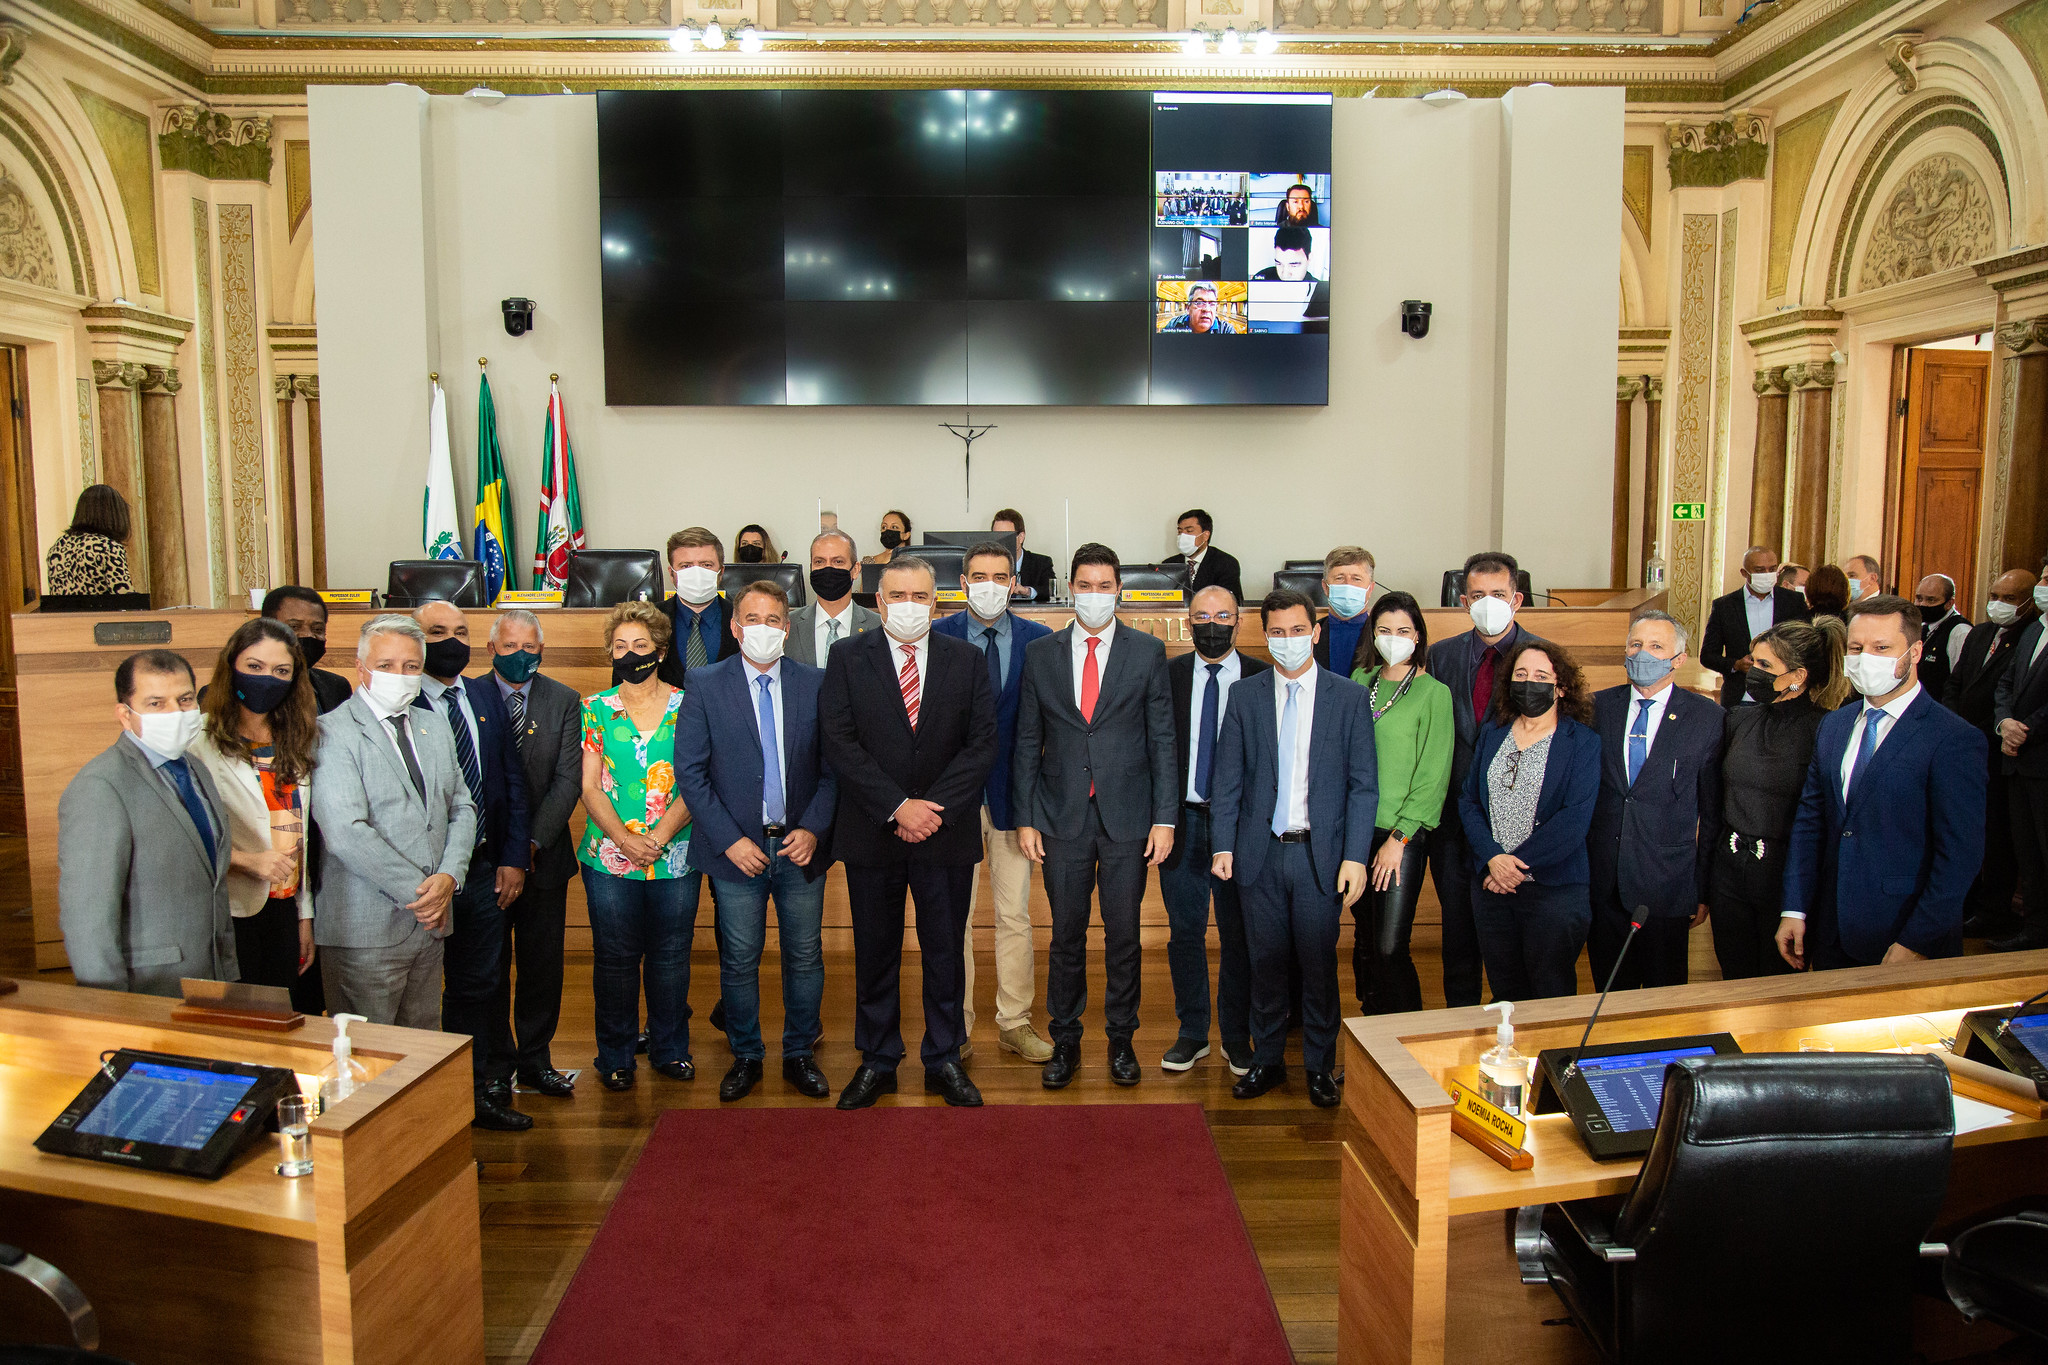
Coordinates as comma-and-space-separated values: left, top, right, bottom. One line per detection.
899, 643, 921, 731
507, 686, 527, 756
441, 690, 487, 842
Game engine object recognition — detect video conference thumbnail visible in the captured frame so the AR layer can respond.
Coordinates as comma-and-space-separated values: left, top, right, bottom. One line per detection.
1249, 173, 1331, 228
1156, 172, 1249, 226
1155, 280, 1249, 335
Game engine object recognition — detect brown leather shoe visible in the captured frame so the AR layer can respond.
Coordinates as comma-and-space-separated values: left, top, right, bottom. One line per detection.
999, 1022, 1054, 1063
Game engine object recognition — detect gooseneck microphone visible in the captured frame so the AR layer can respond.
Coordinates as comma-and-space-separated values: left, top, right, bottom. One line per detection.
1563, 907, 1646, 1081
2001, 981, 2048, 1035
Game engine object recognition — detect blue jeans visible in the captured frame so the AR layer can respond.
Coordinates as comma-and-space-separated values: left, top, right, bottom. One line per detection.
1156, 804, 1252, 1059
581, 865, 702, 1073
713, 836, 826, 1062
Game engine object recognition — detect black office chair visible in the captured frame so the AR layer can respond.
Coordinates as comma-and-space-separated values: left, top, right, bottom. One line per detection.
1117, 563, 1191, 602
1439, 567, 1535, 607
0, 1240, 132, 1362
1282, 559, 1325, 573
385, 560, 487, 608
1271, 570, 1328, 610
1520, 1053, 1954, 1364
562, 549, 664, 608
719, 562, 806, 609
1944, 1206, 2048, 1343
37, 593, 152, 614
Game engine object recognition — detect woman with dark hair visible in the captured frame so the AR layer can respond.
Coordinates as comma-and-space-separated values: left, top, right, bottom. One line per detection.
190, 617, 320, 990
45, 483, 132, 595
862, 510, 913, 566
1458, 639, 1602, 1000
1347, 591, 1453, 1013
1805, 564, 1851, 619
733, 524, 781, 564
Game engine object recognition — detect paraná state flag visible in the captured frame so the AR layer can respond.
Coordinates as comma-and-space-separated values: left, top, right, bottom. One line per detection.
533, 379, 586, 591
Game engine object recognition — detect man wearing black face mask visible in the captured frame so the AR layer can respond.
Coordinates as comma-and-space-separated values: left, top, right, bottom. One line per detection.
415, 601, 533, 1131
262, 585, 352, 713
788, 529, 880, 667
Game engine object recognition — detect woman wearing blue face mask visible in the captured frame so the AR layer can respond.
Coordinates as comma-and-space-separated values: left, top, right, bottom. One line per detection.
191, 617, 320, 991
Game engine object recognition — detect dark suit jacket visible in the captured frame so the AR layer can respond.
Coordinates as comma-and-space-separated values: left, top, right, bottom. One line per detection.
1782, 689, 1986, 962
657, 594, 740, 688
1163, 649, 1270, 871
506, 672, 584, 889
1427, 621, 1550, 831
818, 628, 997, 867
1016, 550, 1056, 602
1010, 623, 1178, 844
1587, 684, 1724, 920
1946, 618, 2030, 735
309, 668, 353, 714
449, 676, 531, 871
933, 608, 1052, 830
1995, 619, 2048, 778
1459, 717, 1602, 885
1164, 546, 1244, 602
673, 655, 837, 883
1919, 611, 1969, 699
1700, 586, 1812, 709
1210, 666, 1378, 891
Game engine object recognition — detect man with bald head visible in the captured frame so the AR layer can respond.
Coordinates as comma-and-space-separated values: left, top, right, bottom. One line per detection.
1702, 545, 1812, 710
1948, 567, 2039, 943
416, 600, 533, 1131
1913, 573, 1970, 697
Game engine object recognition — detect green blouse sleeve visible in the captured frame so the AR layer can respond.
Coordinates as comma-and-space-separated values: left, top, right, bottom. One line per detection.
1394, 680, 1456, 835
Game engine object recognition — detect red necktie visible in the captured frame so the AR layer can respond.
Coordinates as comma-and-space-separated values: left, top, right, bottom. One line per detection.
899, 644, 921, 731
1473, 643, 1498, 722
1081, 636, 1100, 795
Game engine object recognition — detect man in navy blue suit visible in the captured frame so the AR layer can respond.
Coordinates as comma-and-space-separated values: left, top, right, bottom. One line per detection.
1587, 610, 1723, 989
1779, 595, 1986, 971
1211, 589, 1377, 1109
415, 601, 532, 1132
933, 541, 1055, 1063
673, 580, 839, 1102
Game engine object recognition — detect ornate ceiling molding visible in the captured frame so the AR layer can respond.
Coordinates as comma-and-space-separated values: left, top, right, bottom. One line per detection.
1664, 106, 1768, 187
158, 101, 273, 179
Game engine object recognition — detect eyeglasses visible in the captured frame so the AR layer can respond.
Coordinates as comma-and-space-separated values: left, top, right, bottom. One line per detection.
1502, 748, 1525, 790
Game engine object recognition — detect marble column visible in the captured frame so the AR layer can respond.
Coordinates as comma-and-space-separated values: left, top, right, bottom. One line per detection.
1785, 361, 1837, 569
1996, 318, 2048, 572
138, 366, 189, 607
1614, 376, 1642, 589
1639, 376, 1663, 583
90, 360, 149, 593
299, 376, 325, 588
1749, 366, 1791, 553
274, 376, 300, 587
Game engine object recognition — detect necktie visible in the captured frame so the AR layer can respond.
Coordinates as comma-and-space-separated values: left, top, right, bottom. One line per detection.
1626, 697, 1652, 787
1272, 681, 1300, 836
1848, 706, 1885, 797
1474, 644, 1499, 723
1080, 636, 1101, 723
826, 617, 843, 656
757, 674, 785, 827
507, 686, 527, 755
386, 712, 428, 801
684, 609, 708, 674
162, 756, 218, 869
1194, 662, 1221, 801
442, 690, 486, 841
899, 644, 921, 731
983, 627, 1003, 700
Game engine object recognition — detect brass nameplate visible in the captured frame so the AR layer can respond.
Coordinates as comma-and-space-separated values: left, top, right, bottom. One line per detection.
93, 620, 171, 646
1121, 589, 1182, 603
318, 589, 376, 604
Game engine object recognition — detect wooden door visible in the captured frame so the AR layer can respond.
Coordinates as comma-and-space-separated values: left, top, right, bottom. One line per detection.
1896, 348, 1990, 615
0, 348, 31, 832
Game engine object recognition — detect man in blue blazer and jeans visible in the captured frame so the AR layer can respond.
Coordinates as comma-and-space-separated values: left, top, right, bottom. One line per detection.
1212, 589, 1377, 1109
673, 580, 839, 1102
1780, 594, 1986, 970
934, 541, 1054, 1063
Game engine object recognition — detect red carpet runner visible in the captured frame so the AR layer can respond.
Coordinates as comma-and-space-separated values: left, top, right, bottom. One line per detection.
528, 1103, 1295, 1364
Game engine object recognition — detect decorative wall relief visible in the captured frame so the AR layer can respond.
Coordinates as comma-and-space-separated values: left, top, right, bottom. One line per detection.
1669, 213, 1718, 643
193, 198, 226, 606
160, 105, 274, 183
218, 202, 266, 595
1707, 207, 1737, 609
68, 85, 159, 295
1622, 145, 1652, 242
285, 140, 311, 238
1857, 153, 1997, 291
1665, 110, 1770, 189
0, 166, 59, 290
75, 375, 95, 486
1765, 96, 1842, 299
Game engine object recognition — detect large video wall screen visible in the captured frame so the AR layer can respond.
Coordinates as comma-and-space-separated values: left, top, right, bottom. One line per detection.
597, 90, 1331, 406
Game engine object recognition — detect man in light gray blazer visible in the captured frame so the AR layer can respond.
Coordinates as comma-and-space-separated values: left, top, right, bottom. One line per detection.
59, 650, 236, 996
311, 614, 476, 1029
787, 528, 879, 667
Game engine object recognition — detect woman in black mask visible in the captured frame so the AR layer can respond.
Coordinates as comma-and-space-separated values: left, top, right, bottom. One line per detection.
733, 523, 780, 564
192, 617, 320, 990
862, 509, 913, 567
1457, 639, 1601, 1001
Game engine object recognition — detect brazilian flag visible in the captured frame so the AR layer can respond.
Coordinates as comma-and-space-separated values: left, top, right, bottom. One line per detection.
473, 373, 514, 605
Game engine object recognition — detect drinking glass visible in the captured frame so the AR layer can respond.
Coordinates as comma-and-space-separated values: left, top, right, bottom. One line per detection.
275, 1094, 313, 1178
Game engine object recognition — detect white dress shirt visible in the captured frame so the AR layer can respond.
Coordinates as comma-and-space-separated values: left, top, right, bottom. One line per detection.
1742, 588, 1776, 645
1186, 650, 1243, 802
814, 601, 856, 664
1622, 681, 1674, 773
419, 674, 481, 761
1273, 663, 1318, 832
892, 634, 929, 703
744, 658, 789, 825
1071, 622, 1116, 709
1839, 680, 1920, 796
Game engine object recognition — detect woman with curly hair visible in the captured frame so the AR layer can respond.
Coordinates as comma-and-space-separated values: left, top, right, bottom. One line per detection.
579, 599, 697, 1092
1458, 638, 1603, 1001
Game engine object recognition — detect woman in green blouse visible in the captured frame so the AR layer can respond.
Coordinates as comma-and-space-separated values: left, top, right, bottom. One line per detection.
1349, 591, 1454, 1013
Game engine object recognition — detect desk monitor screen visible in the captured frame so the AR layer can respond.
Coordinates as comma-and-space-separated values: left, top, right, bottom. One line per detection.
1574, 1045, 1718, 1133
75, 1060, 259, 1150
36, 1048, 297, 1179
2006, 1013, 2048, 1069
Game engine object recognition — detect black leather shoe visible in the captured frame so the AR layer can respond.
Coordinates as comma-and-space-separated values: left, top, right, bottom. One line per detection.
1232, 1064, 1287, 1100
482, 1078, 515, 1108
710, 999, 728, 1033
598, 1067, 635, 1092
1306, 1070, 1341, 1108
837, 1065, 897, 1110
1108, 1039, 1141, 1086
1042, 1041, 1080, 1090
652, 1059, 694, 1082
516, 1067, 577, 1098
719, 1057, 763, 1102
783, 1055, 830, 1099
634, 1031, 649, 1055
473, 1094, 534, 1131
1990, 928, 2048, 953
924, 1062, 984, 1107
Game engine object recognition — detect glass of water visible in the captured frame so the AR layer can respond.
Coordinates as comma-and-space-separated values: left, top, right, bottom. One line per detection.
274, 1094, 313, 1178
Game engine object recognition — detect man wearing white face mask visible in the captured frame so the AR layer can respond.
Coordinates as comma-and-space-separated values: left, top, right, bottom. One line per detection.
59, 650, 236, 995
933, 541, 1055, 1062
1702, 545, 1812, 712
659, 526, 739, 688
1164, 508, 1244, 603
672, 581, 839, 1102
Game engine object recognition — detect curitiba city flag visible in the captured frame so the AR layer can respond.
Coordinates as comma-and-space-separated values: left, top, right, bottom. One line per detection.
533, 378, 586, 591
423, 378, 463, 560
473, 372, 514, 605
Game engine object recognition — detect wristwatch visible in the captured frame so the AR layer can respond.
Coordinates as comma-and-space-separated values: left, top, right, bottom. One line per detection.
1389, 829, 1409, 845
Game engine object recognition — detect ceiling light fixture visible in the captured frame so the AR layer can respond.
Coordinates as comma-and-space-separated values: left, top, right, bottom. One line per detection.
667, 25, 693, 49
737, 23, 763, 51
702, 18, 726, 47
1219, 25, 1241, 54
1181, 29, 1206, 55
1253, 27, 1278, 53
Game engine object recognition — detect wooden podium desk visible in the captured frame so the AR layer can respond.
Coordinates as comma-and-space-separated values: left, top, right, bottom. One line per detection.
1337, 951, 2048, 1365
0, 978, 482, 1365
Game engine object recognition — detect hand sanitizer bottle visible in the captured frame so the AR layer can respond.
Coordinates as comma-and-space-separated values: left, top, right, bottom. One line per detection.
317, 1014, 371, 1115
1480, 1001, 1530, 1116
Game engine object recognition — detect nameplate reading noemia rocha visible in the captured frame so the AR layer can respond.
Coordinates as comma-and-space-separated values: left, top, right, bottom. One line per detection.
1446, 1077, 1527, 1150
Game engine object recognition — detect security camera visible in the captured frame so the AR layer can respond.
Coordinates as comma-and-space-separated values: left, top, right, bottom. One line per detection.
502, 298, 536, 337
1401, 300, 1432, 339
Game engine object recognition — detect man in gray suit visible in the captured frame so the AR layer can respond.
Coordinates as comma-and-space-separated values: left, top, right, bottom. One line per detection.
311, 614, 476, 1029
1012, 543, 1178, 1090
59, 650, 236, 995
788, 528, 879, 667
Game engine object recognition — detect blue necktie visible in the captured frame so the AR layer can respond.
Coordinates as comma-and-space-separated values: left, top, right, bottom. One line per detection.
983, 627, 1003, 702
1272, 681, 1300, 836
1626, 696, 1652, 787
757, 674, 785, 827
162, 756, 218, 869
1848, 706, 1884, 797
432, 690, 487, 842
1194, 662, 1221, 801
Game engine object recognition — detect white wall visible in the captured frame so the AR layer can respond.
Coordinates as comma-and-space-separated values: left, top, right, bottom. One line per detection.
311, 86, 1622, 600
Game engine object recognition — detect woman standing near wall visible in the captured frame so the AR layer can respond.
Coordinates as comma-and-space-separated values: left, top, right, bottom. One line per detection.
45, 484, 132, 595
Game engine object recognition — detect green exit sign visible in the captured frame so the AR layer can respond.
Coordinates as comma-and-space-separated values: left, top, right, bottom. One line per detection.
1671, 502, 1707, 521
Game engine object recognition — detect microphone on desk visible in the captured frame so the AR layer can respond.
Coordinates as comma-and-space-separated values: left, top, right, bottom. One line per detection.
1999, 981, 2048, 1036
1563, 907, 1646, 1082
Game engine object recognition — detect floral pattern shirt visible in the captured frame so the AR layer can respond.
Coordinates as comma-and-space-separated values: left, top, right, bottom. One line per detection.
577, 686, 691, 881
